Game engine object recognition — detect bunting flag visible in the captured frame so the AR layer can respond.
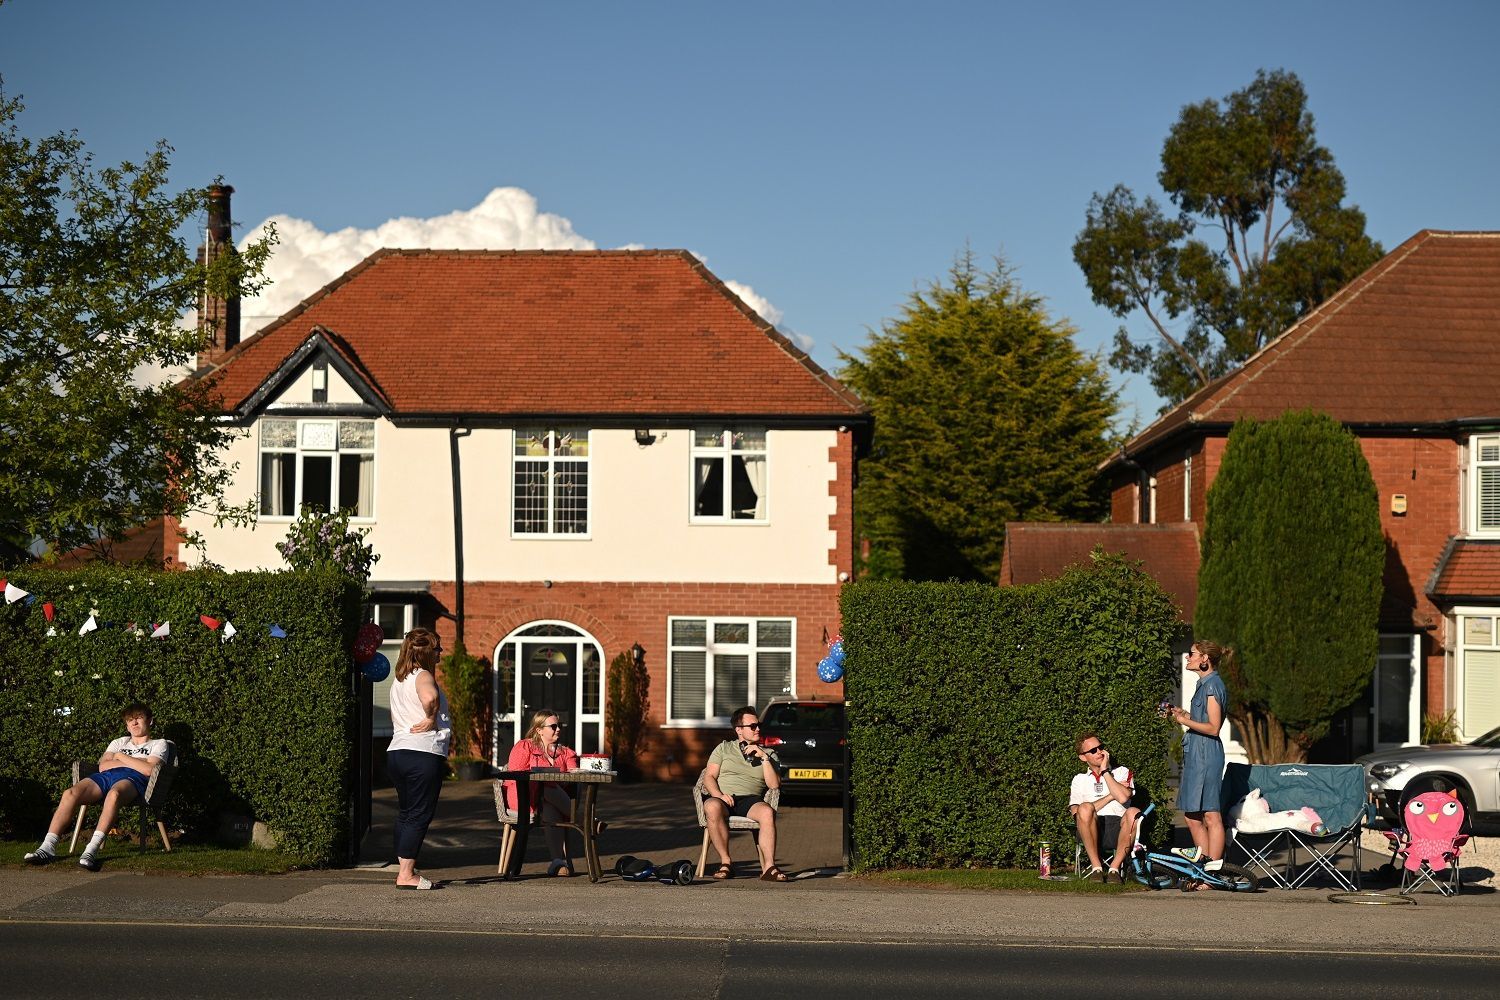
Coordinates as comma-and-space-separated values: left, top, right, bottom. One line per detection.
78, 614, 98, 636
4, 581, 29, 604
222, 620, 238, 642
43, 601, 55, 621
200, 615, 222, 631
45, 626, 57, 638
269, 624, 287, 639
151, 622, 170, 639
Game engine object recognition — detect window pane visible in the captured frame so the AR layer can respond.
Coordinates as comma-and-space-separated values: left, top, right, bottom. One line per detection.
582, 646, 600, 714
514, 461, 548, 533
1379, 635, 1413, 657
375, 605, 406, 637
1480, 437, 1500, 463
757, 620, 792, 647
671, 650, 706, 720
756, 650, 791, 704
730, 455, 762, 519
339, 453, 373, 517
672, 619, 706, 646
260, 418, 296, 449
301, 455, 333, 513
1480, 467, 1500, 529
516, 429, 548, 457
732, 427, 766, 451
1465, 617, 1494, 645
695, 457, 724, 516
695, 428, 725, 448
339, 419, 375, 450
1463, 649, 1500, 736
553, 461, 589, 533
300, 420, 337, 451
714, 622, 750, 644
714, 654, 750, 717
260, 453, 296, 516
556, 429, 589, 457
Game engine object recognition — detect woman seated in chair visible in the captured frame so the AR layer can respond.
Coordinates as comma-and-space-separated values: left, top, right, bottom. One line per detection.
24, 702, 167, 873
702, 705, 788, 882
503, 709, 580, 877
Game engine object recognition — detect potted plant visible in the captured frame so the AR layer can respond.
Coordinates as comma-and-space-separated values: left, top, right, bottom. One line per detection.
442, 640, 490, 780
606, 644, 651, 782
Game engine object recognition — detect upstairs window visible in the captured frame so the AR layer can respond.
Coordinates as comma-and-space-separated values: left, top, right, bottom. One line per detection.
259, 418, 375, 518
1472, 435, 1500, 534
692, 427, 767, 521
513, 428, 590, 536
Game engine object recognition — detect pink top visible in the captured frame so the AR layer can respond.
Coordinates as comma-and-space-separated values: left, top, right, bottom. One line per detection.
503, 739, 579, 812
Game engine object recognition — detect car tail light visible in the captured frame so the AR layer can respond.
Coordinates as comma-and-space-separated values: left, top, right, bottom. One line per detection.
762, 736, 784, 746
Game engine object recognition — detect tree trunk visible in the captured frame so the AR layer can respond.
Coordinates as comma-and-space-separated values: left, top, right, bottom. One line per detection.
1229, 707, 1307, 764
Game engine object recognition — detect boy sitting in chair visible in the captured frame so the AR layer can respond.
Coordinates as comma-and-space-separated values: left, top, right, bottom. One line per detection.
24, 702, 169, 872
1069, 730, 1140, 883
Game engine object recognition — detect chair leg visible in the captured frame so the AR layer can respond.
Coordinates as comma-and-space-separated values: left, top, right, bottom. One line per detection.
69, 804, 88, 855
697, 830, 710, 878
157, 820, 173, 852
499, 826, 514, 875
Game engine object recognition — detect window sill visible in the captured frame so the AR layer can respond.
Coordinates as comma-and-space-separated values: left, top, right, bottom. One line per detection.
510, 533, 594, 541
689, 519, 770, 527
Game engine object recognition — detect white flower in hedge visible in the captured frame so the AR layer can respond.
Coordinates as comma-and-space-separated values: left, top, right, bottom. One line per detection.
53, 670, 62, 676
91, 674, 102, 680
132, 627, 144, 639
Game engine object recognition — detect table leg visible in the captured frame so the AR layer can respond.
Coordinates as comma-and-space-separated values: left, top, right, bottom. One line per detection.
583, 785, 601, 882
507, 774, 531, 880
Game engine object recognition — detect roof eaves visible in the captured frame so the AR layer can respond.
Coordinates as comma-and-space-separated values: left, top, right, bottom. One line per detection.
233, 327, 395, 420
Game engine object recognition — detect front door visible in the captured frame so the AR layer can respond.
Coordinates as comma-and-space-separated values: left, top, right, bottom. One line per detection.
520, 641, 577, 750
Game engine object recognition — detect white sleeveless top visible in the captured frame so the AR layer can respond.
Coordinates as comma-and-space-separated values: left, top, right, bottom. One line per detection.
387, 667, 452, 756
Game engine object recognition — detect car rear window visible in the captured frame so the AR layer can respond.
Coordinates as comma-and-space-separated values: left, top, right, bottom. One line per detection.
763, 703, 844, 731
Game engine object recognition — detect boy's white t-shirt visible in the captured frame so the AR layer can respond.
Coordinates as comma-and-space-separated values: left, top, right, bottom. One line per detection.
103, 736, 169, 764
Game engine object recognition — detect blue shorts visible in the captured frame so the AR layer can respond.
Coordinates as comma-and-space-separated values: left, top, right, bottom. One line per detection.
89, 767, 148, 798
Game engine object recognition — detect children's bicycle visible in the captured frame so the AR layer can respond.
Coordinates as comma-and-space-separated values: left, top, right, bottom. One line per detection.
1121, 805, 1260, 892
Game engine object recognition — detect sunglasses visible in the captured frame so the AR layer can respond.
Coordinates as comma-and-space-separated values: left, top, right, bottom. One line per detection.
1081, 745, 1106, 755
542, 723, 561, 730
738, 723, 761, 731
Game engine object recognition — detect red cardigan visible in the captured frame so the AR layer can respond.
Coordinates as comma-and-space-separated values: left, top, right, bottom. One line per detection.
503, 740, 579, 812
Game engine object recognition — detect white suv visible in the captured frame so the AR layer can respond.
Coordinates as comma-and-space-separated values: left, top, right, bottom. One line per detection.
1356, 724, 1500, 827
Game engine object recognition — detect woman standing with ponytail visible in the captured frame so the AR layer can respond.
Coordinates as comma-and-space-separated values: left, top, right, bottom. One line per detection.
386, 628, 451, 890
1169, 640, 1231, 880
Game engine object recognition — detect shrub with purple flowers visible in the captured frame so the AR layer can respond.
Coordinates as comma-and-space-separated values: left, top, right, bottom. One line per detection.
276, 507, 379, 584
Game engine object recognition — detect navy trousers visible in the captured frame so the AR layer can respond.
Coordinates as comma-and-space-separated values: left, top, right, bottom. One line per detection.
387, 749, 446, 861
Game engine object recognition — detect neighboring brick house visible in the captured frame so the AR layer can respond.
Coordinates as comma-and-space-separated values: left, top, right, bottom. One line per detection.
175, 231, 868, 779
1038, 230, 1500, 758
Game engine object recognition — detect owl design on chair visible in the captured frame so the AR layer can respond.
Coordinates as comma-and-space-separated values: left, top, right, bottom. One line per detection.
1403, 790, 1465, 873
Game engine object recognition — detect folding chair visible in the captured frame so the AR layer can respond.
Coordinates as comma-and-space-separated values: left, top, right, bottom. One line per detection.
1072, 793, 1150, 878
68, 740, 179, 854
1383, 792, 1470, 897
693, 769, 779, 878
1223, 762, 1370, 891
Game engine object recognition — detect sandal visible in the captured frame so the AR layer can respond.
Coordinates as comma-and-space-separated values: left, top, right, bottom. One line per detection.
396, 875, 436, 890
759, 865, 790, 882
712, 863, 734, 880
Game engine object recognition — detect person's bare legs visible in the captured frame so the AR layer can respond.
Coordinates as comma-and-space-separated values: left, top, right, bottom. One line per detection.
1184, 811, 1208, 856
1074, 801, 1103, 871
1202, 810, 1225, 860
748, 801, 778, 873
703, 798, 733, 868
46, 779, 104, 838
1112, 807, 1141, 871
92, 783, 137, 841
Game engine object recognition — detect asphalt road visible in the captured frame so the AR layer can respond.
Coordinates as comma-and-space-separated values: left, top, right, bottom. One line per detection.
1, 921, 1495, 999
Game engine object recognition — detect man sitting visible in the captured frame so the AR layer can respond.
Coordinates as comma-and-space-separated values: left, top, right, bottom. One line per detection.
1069, 731, 1140, 883
24, 702, 169, 872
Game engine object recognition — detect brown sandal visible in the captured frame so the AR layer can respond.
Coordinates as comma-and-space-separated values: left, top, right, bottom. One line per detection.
759, 866, 790, 882
712, 863, 733, 880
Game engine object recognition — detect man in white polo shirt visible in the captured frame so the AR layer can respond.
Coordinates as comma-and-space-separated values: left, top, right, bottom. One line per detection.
1069, 730, 1140, 883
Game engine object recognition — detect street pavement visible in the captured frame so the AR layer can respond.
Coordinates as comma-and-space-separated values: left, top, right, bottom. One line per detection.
2, 778, 1498, 962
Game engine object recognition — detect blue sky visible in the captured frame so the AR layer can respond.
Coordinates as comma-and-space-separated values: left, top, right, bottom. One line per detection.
4, 1, 1497, 427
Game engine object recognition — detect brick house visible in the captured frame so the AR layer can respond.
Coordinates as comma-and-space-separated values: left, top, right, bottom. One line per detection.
1012, 230, 1500, 759
176, 211, 868, 779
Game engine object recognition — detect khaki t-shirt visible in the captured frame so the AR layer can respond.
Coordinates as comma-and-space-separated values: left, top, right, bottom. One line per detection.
708, 739, 780, 798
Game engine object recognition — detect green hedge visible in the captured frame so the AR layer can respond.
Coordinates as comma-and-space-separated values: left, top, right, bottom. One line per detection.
842, 551, 1181, 870
0, 565, 360, 864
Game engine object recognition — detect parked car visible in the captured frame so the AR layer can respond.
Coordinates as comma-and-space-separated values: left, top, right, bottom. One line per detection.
1356, 724, 1500, 827
759, 698, 845, 798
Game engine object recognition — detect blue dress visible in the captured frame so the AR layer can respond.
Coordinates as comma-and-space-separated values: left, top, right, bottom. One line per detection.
1178, 671, 1228, 812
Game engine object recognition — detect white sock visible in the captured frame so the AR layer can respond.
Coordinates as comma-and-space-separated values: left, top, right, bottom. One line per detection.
85, 831, 106, 855
38, 832, 60, 854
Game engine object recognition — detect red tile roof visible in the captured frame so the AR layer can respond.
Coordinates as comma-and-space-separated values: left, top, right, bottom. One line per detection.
1111, 231, 1500, 462
1427, 538, 1500, 601
198, 250, 866, 420
998, 522, 1199, 622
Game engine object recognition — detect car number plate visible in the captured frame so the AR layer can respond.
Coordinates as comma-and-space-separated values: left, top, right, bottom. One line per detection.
789, 768, 833, 780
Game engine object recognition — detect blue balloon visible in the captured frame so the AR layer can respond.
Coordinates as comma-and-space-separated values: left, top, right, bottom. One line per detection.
361, 651, 391, 682
829, 639, 845, 662
817, 656, 844, 683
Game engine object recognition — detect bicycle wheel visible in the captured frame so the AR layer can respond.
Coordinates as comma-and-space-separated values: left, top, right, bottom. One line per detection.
1134, 857, 1180, 890
1207, 862, 1259, 893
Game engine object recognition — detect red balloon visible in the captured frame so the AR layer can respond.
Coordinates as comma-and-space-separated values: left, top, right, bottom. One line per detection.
353, 621, 385, 664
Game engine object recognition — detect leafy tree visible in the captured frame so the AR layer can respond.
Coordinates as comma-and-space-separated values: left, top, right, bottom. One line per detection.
0, 85, 274, 563
440, 640, 489, 762
840, 252, 1116, 581
1073, 69, 1382, 406
606, 646, 651, 780
1195, 410, 1384, 763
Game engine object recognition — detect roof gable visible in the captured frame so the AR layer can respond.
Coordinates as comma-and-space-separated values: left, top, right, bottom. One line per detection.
234, 326, 393, 419
198, 249, 867, 423
1115, 231, 1500, 459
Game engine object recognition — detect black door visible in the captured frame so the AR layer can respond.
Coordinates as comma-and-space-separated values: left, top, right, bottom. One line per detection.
520, 641, 576, 750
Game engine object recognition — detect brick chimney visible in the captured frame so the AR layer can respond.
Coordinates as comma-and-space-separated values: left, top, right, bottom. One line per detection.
196, 182, 241, 368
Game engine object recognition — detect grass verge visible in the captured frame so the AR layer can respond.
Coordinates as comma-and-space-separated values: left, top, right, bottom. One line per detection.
857, 868, 1141, 892
0, 840, 311, 876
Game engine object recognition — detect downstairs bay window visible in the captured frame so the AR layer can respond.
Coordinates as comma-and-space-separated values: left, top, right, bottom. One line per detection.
667, 616, 794, 723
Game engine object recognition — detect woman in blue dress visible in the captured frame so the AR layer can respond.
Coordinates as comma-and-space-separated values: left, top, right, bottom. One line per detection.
1170, 641, 1231, 876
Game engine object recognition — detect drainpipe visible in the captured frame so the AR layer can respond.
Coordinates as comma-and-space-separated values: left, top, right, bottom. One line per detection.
449, 425, 472, 648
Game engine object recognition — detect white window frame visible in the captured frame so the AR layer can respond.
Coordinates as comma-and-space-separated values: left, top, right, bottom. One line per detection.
1183, 453, 1193, 521
510, 428, 592, 539
365, 602, 415, 740
1469, 434, 1500, 535
257, 417, 376, 521
1372, 632, 1422, 749
1451, 607, 1500, 741
665, 616, 795, 725
490, 620, 605, 760
690, 427, 770, 524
